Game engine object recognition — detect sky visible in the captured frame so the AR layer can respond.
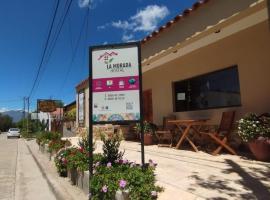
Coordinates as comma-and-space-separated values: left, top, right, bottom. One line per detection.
0, 0, 197, 111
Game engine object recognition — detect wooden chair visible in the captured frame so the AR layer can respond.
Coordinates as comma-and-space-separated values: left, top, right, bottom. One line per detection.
200, 111, 237, 155
155, 115, 176, 147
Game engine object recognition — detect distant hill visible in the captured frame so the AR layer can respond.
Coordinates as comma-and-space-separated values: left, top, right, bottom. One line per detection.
0, 110, 27, 123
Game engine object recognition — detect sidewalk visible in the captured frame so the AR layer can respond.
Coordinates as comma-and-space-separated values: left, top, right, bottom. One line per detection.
25, 139, 87, 200
15, 139, 57, 200
95, 140, 270, 200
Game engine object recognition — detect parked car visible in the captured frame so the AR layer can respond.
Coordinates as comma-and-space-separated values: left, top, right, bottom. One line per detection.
7, 128, 20, 138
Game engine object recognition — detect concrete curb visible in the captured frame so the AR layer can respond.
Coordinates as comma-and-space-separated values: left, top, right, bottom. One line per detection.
24, 140, 77, 200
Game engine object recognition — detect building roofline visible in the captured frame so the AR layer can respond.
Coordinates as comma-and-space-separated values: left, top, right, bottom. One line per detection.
141, 0, 211, 45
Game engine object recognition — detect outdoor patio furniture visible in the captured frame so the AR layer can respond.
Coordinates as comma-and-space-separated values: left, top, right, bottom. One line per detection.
169, 119, 208, 152
155, 115, 176, 147
199, 111, 237, 155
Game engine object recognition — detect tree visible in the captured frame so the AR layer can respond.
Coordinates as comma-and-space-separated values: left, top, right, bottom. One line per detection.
0, 114, 14, 131
17, 118, 47, 134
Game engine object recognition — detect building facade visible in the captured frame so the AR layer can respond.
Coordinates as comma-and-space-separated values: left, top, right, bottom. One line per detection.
76, 0, 270, 128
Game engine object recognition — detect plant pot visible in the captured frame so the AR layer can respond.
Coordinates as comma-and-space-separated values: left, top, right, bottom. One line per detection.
69, 168, 78, 185
77, 171, 89, 195
144, 134, 153, 145
248, 138, 270, 161
115, 190, 130, 200
59, 170, 67, 177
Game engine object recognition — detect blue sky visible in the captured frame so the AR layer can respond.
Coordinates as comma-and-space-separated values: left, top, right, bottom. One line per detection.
0, 0, 197, 111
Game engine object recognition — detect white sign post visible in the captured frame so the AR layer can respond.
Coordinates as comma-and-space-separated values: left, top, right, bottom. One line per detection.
89, 42, 145, 182
91, 44, 141, 122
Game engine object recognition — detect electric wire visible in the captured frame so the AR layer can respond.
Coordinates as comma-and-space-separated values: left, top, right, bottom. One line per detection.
31, 0, 73, 99
56, 9, 89, 98
28, 0, 60, 99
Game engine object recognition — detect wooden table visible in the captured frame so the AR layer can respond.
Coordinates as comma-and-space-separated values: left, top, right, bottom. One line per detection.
169, 119, 208, 152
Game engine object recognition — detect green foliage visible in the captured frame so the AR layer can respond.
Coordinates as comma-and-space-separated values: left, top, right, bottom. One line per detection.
100, 131, 124, 164
134, 121, 154, 135
17, 118, 47, 137
36, 131, 61, 145
48, 140, 66, 153
66, 147, 89, 172
54, 148, 70, 175
78, 135, 90, 152
0, 114, 14, 132
90, 158, 162, 200
238, 113, 270, 142
90, 130, 162, 199
63, 108, 76, 121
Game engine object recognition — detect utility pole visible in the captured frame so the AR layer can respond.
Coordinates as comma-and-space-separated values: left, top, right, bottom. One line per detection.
23, 97, 25, 132
26, 97, 30, 134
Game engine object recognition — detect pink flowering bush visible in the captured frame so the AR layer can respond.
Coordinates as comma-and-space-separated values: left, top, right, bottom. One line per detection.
90, 158, 163, 200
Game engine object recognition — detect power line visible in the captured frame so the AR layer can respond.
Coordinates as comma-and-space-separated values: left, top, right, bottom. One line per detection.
45, 0, 73, 64
57, 9, 89, 98
28, 0, 60, 98
31, 0, 73, 99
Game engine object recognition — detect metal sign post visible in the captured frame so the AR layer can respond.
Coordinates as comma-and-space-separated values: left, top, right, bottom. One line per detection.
89, 42, 145, 198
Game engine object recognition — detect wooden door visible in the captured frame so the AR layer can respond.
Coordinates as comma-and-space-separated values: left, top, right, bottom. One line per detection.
143, 90, 153, 122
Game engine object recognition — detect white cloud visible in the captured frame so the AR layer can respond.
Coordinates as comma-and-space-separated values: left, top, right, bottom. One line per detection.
112, 20, 135, 30
0, 107, 8, 112
131, 5, 169, 32
103, 41, 108, 45
97, 23, 110, 30
78, 0, 101, 9
122, 34, 134, 42
97, 5, 169, 42
78, 0, 91, 8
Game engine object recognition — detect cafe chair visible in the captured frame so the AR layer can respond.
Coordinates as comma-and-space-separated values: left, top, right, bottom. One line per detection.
199, 111, 237, 155
155, 115, 176, 147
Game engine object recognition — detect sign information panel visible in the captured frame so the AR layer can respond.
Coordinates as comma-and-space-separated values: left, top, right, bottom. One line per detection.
78, 92, 85, 123
37, 99, 57, 113
91, 43, 141, 123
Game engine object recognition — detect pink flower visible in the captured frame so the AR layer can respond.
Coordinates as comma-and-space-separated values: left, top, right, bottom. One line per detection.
107, 162, 112, 168
61, 158, 67, 164
79, 147, 84, 153
123, 159, 128, 164
101, 185, 108, 193
151, 190, 157, 196
119, 180, 127, 189
149, 159, 157, 167
130, 162, 136, 168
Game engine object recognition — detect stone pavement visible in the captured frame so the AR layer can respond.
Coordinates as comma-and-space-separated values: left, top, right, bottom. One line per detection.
95, 141, 270, 200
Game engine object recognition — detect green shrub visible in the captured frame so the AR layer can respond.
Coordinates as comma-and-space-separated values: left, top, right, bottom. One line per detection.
36, 131, 61, 145
90, 158, 162, 200
54, 148, 70, 175
48, 140, 66, 153
238, 113, 270, 142
66, 147, 89, 172
100, 131, 124, 164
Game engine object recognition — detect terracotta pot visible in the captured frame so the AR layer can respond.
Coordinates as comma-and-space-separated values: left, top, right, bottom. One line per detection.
144, 134, 153, 145
248, 138, 270, 161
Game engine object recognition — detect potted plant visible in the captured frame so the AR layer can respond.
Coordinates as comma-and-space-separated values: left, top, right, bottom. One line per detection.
238, 113, 270, 161
54, 148, 69, 177
134, 121, 154, 145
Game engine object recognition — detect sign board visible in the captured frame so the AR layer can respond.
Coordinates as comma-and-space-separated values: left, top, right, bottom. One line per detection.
37, 100, 57, 113
90, 43, 141, 123
78, 92, 85, 123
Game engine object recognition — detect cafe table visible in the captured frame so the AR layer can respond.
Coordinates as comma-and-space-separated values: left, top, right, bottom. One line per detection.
168, 119, 209, 152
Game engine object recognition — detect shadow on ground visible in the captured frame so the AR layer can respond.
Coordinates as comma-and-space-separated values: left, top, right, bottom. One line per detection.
188, 159, 270, 200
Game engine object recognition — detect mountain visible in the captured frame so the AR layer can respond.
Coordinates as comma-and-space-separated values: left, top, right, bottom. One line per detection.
0, 110, 26, 123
